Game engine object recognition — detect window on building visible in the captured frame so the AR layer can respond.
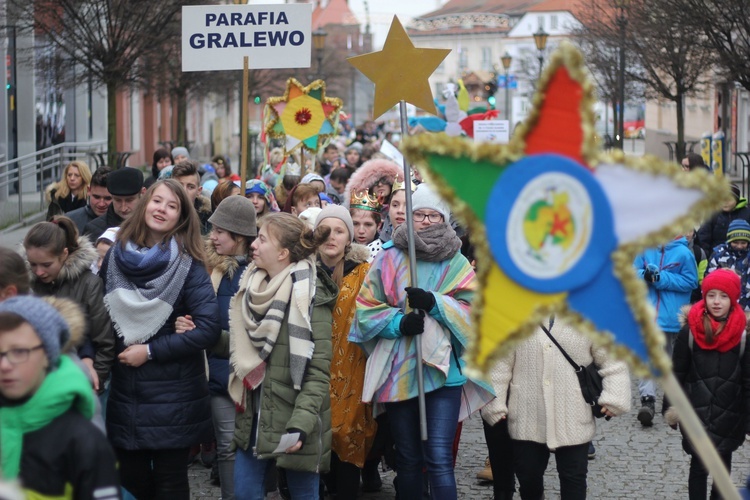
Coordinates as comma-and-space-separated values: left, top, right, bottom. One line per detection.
537, 16, 545, 29
481, 47, 492, 71
551, 15, 558, 29
459, 48, 469, 71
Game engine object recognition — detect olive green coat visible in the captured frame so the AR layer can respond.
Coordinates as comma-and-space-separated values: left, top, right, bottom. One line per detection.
232, 267, 338, 473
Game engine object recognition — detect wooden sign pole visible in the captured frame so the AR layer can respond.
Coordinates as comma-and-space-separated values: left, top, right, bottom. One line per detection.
240, 56, 250, 191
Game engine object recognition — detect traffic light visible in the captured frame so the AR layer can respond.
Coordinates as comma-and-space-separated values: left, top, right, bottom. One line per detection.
253, 95, 261, 104
488, 96, 496, 107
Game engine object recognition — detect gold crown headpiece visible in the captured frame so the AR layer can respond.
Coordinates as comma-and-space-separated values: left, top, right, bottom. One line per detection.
392, 175, 417, 194
350, 191, 382, 212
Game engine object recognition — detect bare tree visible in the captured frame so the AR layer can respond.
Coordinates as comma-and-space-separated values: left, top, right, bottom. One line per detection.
8, 0, 198, 166
575, 0, 713, 159
625, 0, 713, 159
662, 0, 750, 92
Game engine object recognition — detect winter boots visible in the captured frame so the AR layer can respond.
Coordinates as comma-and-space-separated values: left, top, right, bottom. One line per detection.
638, 396, 656, 426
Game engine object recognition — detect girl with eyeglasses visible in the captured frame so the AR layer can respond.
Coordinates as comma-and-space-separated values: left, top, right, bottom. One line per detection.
351, 184, 494, 500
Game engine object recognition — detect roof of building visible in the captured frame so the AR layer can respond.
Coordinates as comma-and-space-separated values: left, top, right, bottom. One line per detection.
312, 0, 360, 29
415, 0, 542, 18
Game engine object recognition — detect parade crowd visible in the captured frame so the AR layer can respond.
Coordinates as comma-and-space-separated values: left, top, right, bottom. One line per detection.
1, 126, 750, 500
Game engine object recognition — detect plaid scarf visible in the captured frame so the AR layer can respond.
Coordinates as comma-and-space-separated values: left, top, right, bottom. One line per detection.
104, 238, 192, 345
228, 258, 316, 410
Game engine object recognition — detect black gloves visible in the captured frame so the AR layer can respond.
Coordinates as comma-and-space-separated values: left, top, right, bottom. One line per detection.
644, 266, 660, 283
405, 287, 436, 311
400, 310, 426, 336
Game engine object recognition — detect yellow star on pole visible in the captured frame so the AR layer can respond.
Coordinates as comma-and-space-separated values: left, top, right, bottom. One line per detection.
348, 16, 450, 119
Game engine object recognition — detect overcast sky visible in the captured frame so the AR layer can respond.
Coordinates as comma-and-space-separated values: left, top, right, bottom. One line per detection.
348, 0, 447, 48
247, 0, 448, 49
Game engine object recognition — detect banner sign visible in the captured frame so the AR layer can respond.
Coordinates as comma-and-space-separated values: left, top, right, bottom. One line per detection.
182, 3, 312, 72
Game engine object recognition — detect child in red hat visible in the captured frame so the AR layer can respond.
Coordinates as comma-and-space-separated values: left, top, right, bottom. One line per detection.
669, 268, 750, 499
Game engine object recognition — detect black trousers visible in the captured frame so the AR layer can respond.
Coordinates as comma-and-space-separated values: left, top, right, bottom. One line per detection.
512, 440, 589, 500
688, 451, 732, 500
116, 447, 190, 500
483, 419, 516, 499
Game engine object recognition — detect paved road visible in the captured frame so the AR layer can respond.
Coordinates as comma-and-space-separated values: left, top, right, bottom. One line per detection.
188, 380, 750, 499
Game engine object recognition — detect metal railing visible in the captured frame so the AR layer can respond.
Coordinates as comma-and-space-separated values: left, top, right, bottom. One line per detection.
0, 140, 107, 227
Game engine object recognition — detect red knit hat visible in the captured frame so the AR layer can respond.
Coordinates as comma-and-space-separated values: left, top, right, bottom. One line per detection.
702, 268, 741, 304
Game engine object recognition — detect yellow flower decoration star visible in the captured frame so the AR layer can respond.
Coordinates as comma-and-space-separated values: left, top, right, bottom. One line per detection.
348, 16, 450, 119
264, 78, 343, 155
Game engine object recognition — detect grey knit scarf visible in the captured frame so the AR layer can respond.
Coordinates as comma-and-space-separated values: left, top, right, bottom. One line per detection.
392, 222, 462, 262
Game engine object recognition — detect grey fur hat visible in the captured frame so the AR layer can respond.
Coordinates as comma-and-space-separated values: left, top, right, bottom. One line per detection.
209, 196, 257, 237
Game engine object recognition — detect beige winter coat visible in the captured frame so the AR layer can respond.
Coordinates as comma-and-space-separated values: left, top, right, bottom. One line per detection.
480, 321, 631, 450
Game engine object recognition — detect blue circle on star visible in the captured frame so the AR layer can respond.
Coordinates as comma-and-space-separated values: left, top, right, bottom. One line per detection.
485, 153, 616, 294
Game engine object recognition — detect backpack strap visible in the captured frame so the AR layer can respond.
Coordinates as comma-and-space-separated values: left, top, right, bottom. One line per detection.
741, 330, 747, 358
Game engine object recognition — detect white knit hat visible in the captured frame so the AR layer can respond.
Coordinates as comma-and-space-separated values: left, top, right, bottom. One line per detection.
411, 183, 451, 222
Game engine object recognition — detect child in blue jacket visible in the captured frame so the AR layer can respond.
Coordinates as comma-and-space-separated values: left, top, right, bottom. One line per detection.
633, 235, 698, 426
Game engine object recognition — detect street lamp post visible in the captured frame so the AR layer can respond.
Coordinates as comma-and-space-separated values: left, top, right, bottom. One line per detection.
533, 26, 549, 73
615, 0, 629, 150
312, 29, 327, 79
501, 51, 512, 122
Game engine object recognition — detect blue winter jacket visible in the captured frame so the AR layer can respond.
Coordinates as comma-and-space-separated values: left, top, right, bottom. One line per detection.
208, 258, 248, 397
102, 257, 221, 450
633, 237, 698, 333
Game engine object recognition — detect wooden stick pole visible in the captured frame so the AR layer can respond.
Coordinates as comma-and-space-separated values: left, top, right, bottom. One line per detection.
661, 372, 740, 499
240, 56, 250, 191
399, 100, 427, 441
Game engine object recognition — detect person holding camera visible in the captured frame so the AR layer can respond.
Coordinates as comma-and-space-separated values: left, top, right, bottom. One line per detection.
633, 235, 698, 426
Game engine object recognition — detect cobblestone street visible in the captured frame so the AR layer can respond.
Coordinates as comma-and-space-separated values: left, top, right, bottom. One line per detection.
189, 380, 750, 498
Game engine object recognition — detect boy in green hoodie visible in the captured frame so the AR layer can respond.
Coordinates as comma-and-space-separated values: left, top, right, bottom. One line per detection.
0, 296, 120, 499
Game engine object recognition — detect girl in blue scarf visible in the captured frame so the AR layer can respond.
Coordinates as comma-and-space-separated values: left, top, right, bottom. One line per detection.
101, 179, 220, 499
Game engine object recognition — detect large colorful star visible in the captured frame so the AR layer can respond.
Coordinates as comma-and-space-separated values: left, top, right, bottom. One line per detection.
401, 43, 729, 378
264, 78, 343, 155
347, 16, 450, 119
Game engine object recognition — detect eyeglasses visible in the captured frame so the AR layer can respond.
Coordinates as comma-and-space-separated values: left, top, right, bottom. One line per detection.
413, 212, 444, 223
0, 345, 44, 365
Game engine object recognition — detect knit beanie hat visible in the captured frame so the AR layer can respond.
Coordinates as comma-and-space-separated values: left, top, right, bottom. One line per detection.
301, 173, 326, 185
299, 207, 322, 228
726, 219, 750, 243
702, 268, 741, 304
731, 183, 741, 201
171, 147, 190, 160
314, 204, 354, 242
411, 183, 451, 222
0, 296, 71, 368
209, 196, 257, 237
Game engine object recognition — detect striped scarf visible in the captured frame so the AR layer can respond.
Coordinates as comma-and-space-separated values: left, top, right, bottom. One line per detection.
104, 238, 192, 345
228, 258, 316, 410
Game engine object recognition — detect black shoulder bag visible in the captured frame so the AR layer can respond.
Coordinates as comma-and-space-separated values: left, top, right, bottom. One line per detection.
540, 320, 609, 420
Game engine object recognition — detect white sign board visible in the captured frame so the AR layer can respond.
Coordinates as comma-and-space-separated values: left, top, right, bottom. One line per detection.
182, 4, 312, 72
379, 140, 404, 168
474, 120, 510, 144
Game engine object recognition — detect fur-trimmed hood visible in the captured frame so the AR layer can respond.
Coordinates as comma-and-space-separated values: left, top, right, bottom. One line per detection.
44, 181, 59, 203
344, 158, 402, 206
205, 240, 248, 292
40, 296, 86, 350
346, 243, 370, 266
195, 195, 212, 215
22, 236, 97, 286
